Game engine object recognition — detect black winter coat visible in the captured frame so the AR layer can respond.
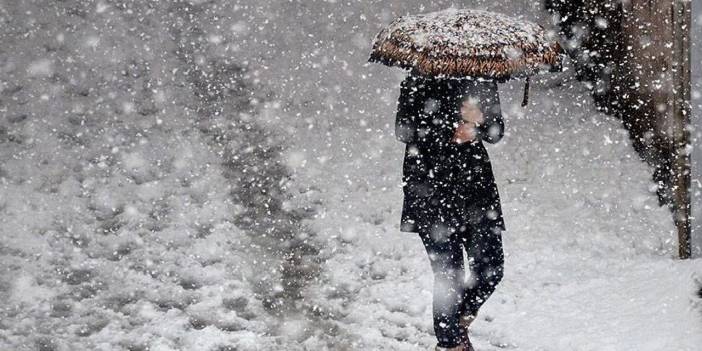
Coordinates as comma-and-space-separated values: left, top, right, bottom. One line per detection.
395, 74, 506, 236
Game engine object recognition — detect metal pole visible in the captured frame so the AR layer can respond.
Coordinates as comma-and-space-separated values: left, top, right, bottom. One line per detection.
671, 0, 692, 259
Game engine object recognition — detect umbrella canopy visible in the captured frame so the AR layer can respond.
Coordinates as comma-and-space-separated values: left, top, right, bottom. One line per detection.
368, 9, 564, 80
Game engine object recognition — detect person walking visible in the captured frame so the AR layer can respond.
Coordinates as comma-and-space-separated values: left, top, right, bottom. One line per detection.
371, 8, 562, 350
395, 71, 506, 351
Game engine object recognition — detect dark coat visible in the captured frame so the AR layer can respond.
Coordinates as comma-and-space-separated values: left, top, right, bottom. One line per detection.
395, 74, 506, 236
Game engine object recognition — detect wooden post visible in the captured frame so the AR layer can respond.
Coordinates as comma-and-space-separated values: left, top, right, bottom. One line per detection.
671, 0, 692, 259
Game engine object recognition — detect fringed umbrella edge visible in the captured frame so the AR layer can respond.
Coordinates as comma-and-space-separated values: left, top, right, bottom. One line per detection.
368, 39, 564, 80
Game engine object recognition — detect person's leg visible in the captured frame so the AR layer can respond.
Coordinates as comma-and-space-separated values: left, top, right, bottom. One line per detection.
418, 225, 466, 349
460, 223, 504, 318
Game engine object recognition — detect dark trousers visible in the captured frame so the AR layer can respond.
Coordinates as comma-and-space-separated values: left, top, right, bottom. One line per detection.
418, 221, 504, 348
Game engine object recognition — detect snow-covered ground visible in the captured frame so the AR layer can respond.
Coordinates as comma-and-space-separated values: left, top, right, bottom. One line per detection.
293, 77, 702, 350
1, 1, 700, 350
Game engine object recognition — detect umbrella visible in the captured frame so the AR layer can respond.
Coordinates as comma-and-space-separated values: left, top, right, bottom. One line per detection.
368, 8, 564, 105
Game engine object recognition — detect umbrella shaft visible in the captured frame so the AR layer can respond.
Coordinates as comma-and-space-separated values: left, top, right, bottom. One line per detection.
521, 77, 530, 107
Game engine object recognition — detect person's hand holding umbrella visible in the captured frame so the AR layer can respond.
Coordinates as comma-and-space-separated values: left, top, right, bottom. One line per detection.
452, 99, 485, 144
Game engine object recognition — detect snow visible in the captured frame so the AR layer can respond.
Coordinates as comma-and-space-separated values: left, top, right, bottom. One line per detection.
293, 77, 702, 350
374, 8, 555, 58
0, 0, 700, 350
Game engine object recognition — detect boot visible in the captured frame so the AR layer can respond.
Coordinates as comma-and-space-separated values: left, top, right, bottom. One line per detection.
459, 314, 476, 329
460, 332, 475, 351
434, 345, 465, 351
459, 314, 477, 351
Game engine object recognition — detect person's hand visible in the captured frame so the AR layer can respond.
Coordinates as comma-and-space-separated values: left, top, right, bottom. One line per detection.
452, 121, 478, 144
461, 100, 484, 126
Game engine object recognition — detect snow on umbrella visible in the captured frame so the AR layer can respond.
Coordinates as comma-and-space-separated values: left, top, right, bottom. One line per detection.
368, 9, 564, 105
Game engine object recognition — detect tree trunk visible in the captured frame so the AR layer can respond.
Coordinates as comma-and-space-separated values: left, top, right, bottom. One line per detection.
671, 0, 692, 259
